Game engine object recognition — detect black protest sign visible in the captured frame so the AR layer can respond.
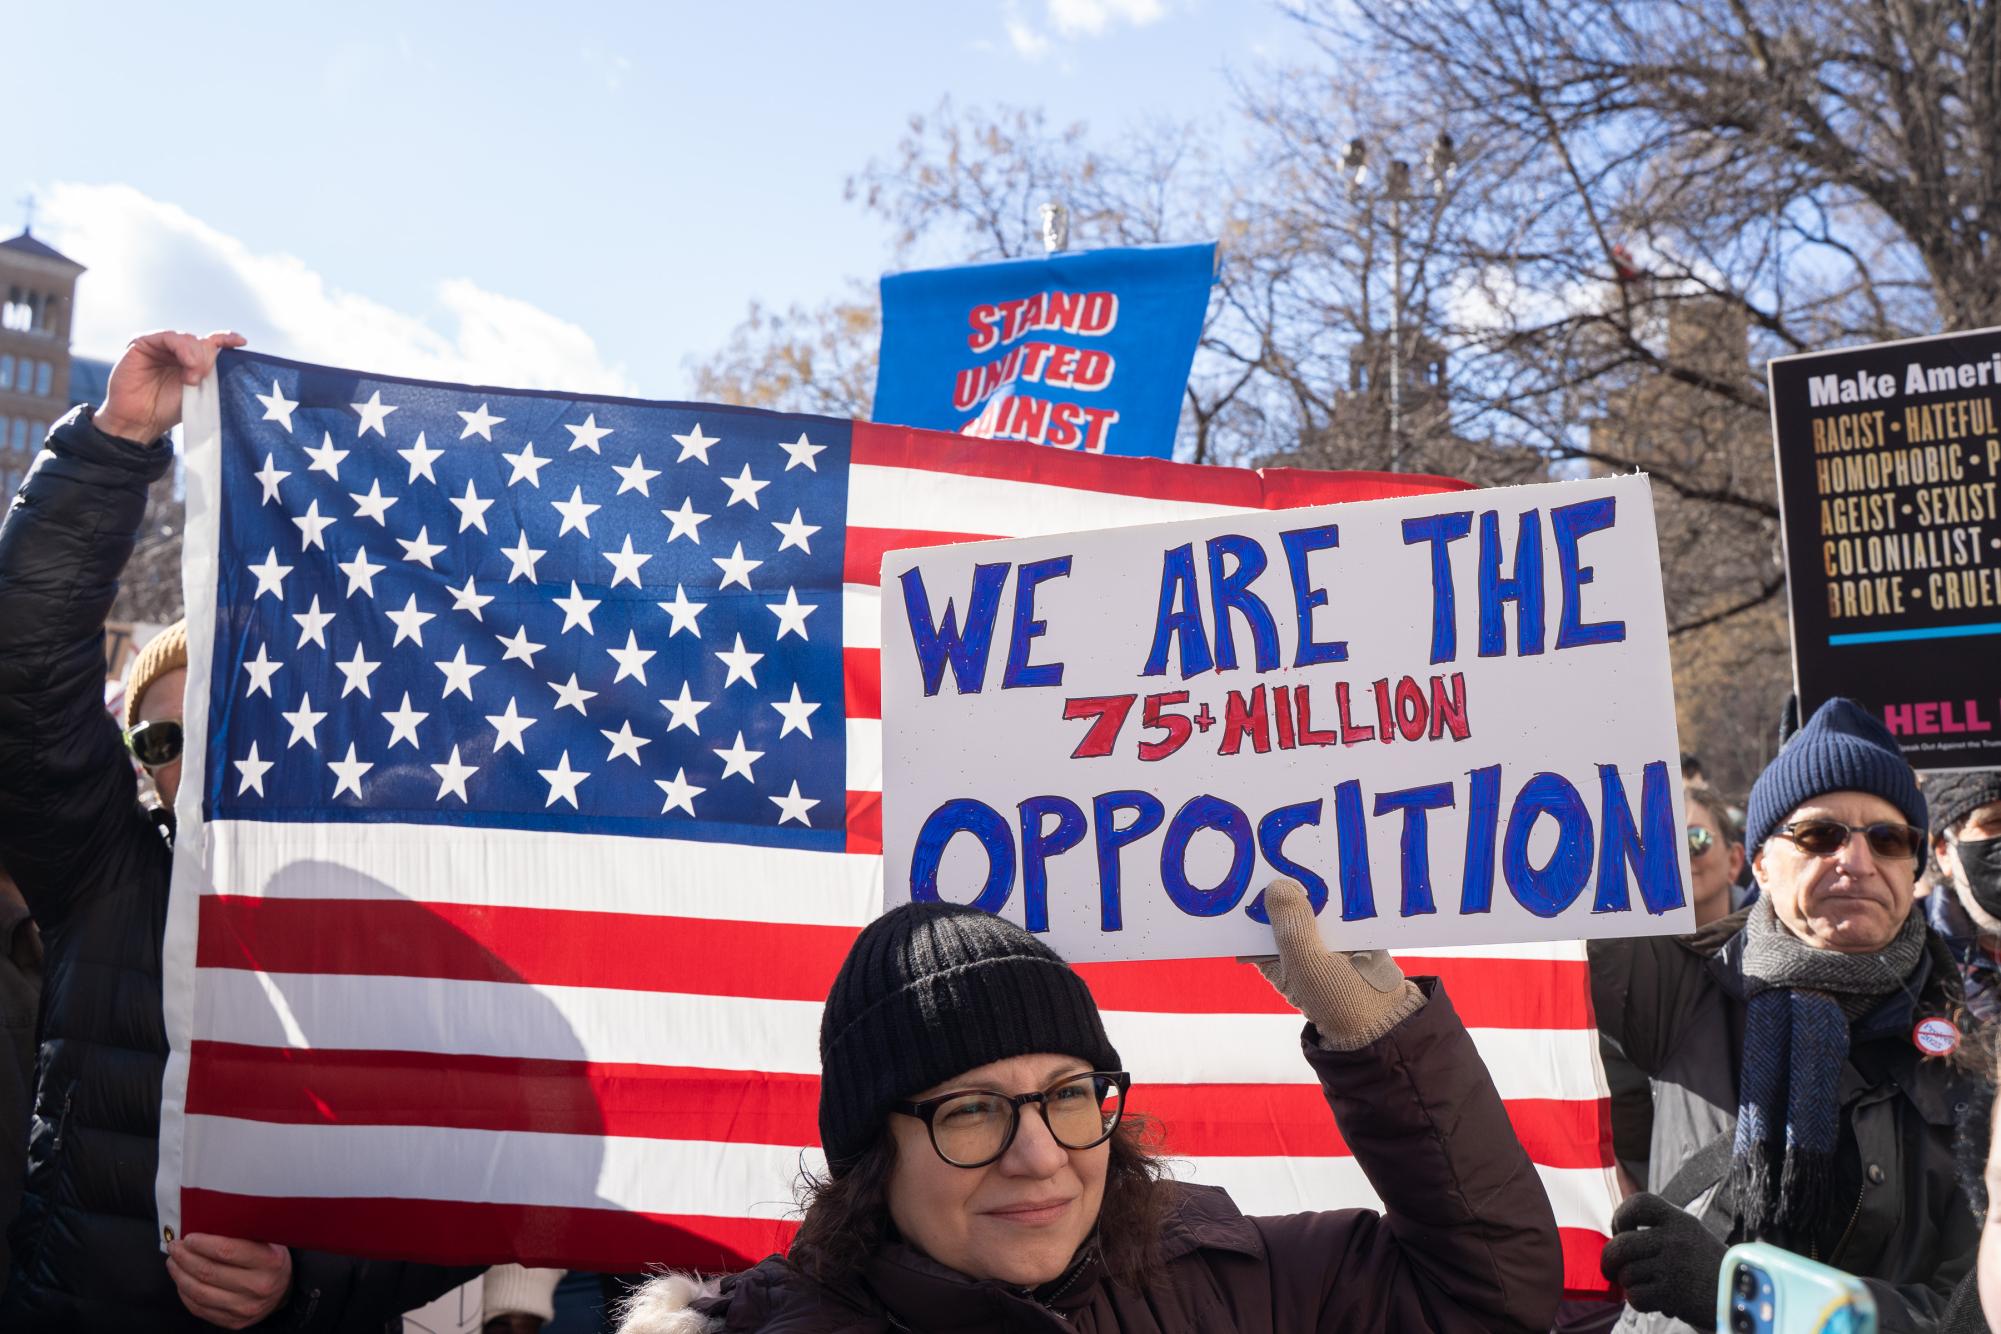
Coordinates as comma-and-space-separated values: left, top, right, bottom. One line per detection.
1769, 329, 2001, 770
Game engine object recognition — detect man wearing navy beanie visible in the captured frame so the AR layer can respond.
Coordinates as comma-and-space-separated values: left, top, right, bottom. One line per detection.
1742, 697, 1928, 867
1593, 698, 1977, 1333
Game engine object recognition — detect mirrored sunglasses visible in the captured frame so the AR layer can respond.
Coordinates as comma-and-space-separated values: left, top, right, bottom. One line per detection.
125, 718, 184, 769
1687, 825, 1715, 856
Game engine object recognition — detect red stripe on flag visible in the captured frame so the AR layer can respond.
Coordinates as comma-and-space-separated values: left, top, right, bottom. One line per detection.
845, 527, 994, 586
1131, 1087, 1606, 1169
844, 647, 880, 720
850, 423, 1472, 508
1255, 466, 1475, 506
845, 790, 882, 854
186, 1044, 819, 1142
1076, 956, 1594, 1027
196, 896, 858, 1001
1473, 1096, 1610, 1171
195, 896, 1592, 1029
1561, 1226, 1615, 1298
183, 1040, 1606, 1167
180, 1187, 793, 1273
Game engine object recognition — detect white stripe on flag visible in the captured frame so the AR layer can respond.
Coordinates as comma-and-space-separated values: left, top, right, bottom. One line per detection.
846, 718, 882, 792
204, 820, 883, 923
848, 464, 1244, 536
843, 586, 880, 650
182, 1115, 812, 1217
199, 812, 1606, 971
179, 1115, 1614, 1233
1397, 940, 1595, 962
161, 372, 228, 1245
198, 971, 828, 1072
1102, 1010, 1609, 1102
1177, 1155, 1617, 1234
190, 968, 1603, 1101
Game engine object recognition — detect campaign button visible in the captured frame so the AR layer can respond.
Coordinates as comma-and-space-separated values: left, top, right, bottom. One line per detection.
1913, 1015, 1961, 1057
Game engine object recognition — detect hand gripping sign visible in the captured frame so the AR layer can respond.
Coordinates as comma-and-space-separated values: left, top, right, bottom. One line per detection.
880, 475, 1695, 961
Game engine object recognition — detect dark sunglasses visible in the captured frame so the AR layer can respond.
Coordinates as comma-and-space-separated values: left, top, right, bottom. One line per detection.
1773, 818, 1924, 862
124, 718, 184, 769
1687, 825, 1716, 856
892, 1071, 1130, 1169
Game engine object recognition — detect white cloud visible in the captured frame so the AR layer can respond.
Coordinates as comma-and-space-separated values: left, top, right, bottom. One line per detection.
1047, 0, 1166, 37
579, 44, 633, 92
1444, 263, 1595, 337
36, 181, 634, 396
1002, 0, 1168, 60
1007, 18, 1054, 59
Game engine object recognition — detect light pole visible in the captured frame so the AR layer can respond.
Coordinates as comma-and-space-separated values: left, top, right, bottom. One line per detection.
1040, 201, 1070, 255
1343, 132, 1455, 470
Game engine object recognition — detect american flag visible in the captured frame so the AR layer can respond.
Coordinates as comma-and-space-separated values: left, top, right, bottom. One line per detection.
160, 349, 1618, 1296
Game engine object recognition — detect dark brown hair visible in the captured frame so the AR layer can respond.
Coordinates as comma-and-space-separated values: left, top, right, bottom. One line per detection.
789, 1114, 1171, 1292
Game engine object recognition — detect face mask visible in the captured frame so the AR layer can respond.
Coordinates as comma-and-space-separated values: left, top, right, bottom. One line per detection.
1956, 835, 2001, 920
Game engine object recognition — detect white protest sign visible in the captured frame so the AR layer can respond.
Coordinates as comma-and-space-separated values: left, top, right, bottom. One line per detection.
880, 474, 1694, 962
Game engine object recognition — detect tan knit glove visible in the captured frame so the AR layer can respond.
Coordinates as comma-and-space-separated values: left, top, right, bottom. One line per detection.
1252, 877, 1425, 1051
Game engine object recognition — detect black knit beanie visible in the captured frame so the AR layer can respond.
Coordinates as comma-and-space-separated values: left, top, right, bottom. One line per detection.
818, 902, 1120, 1174
1744, 697, 1927, 853
1926, 770, 2001, 839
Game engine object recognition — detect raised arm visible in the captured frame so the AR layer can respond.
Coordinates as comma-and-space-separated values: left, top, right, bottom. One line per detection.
1253, 878, 1562, 1333
0, 331, 241, 923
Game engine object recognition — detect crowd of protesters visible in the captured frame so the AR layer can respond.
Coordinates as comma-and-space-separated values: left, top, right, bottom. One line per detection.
1, 329, 1999, 1332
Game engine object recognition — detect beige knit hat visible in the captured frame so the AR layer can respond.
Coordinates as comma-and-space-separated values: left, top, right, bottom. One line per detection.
124, 620, 189, 729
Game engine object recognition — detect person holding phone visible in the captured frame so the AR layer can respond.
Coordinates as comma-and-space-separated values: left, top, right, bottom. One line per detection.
1589, 697, 1980, 1332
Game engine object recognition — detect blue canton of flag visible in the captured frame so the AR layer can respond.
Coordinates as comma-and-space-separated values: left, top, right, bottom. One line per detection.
204, 350, 850, 853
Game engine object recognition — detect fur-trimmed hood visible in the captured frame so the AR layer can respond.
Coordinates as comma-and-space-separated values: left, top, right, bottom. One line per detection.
616, 1272, 727, 1334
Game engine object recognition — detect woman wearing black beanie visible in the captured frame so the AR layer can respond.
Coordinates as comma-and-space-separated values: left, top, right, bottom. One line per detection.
616, 877, 1560, 1333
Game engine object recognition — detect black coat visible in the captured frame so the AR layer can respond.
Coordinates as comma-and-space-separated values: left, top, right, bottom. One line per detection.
1589, 910, 1982, 1333
0, 899, 39, 1299
0, 409, 475, 1331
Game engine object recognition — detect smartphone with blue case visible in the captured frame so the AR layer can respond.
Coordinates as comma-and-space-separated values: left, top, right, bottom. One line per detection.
1718, 1242, 1877, 1334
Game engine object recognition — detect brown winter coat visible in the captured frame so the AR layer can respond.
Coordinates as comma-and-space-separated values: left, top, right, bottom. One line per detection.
634, 980, 1561, 1333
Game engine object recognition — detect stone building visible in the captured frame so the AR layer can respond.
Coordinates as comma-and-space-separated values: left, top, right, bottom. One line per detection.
1274, 328, 1549, 487
1588, 296, 1790, 794
0, 228, 84, 496
0, 225, 176, 622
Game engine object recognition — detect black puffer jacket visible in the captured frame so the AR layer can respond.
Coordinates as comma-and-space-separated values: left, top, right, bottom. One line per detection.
0, 408, 475, 1331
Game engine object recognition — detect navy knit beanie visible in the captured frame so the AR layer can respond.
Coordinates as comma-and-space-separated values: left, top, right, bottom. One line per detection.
1744, 697, 1927, 853
817, 902, 1120, 1174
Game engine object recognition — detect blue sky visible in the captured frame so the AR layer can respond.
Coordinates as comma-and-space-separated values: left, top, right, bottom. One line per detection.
13, 1, 1289, 398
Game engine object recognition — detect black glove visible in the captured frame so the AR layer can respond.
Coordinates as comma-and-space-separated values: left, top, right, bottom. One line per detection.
1600, 1192, 1728, 1331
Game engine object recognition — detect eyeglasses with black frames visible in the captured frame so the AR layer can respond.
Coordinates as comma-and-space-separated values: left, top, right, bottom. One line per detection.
892, 1070, 1130, 1169
1773, 818, 1924, 862
124, 718, 184, 770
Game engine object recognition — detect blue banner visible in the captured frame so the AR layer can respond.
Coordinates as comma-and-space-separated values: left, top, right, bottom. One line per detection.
872, 242, 1217, 460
